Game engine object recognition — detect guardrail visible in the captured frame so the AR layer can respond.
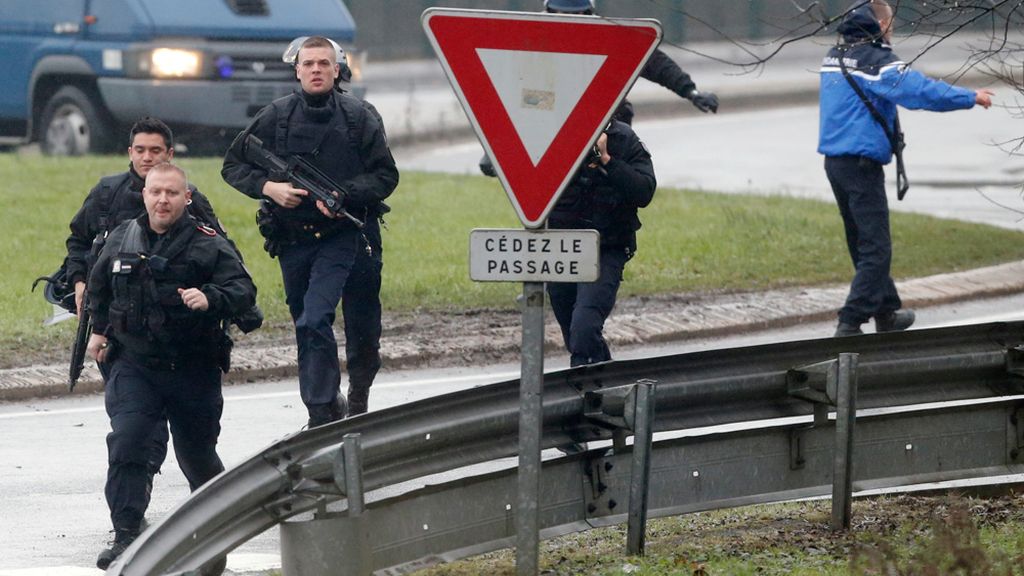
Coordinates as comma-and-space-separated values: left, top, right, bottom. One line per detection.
109, 321, 1024, 575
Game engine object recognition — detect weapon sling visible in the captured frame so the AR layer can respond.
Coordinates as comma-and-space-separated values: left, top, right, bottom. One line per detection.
837, 46, 910, 200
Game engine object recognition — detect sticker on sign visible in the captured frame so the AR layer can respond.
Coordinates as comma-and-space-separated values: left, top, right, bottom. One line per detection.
470, 229, 599, 283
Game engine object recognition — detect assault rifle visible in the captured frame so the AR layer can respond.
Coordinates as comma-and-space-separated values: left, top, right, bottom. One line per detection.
243, 134, 364, 228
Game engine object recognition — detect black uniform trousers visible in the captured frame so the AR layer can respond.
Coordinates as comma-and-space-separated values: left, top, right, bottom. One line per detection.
547, 247, 630, 367
825, 155, 902, 326
278, 226, 360, 406
342, 218, 383, 391
99, 360, 170, 477
104, 355, 224, 534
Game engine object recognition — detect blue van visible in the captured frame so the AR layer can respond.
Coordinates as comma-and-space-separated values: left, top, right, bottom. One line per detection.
0, 0, 360, 155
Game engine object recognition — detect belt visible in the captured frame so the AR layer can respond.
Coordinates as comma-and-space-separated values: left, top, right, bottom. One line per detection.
282, 219, 347, 243
122, 350, 185, 372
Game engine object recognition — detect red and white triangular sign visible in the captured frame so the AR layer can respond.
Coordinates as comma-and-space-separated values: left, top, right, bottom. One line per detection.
422, 9, 662, 228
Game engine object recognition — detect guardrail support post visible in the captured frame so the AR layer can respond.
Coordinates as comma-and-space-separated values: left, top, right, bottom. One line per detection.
626, 382, 655, 556
831, 353, 857, 530
342, 433, 366, 516
281, 435, 371, 576
788, 353, 859, 530
310, 433, 370, 576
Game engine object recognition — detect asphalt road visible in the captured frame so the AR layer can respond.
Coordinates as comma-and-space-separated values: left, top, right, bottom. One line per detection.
394, 102, 1024, 230
3, 292, 1024, 576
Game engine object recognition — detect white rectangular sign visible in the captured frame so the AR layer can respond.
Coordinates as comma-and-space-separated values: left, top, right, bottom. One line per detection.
470, 229, 600, 283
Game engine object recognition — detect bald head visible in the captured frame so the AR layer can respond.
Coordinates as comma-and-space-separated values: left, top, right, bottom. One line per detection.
869, 0, 894, 42
143, 163, 191, 233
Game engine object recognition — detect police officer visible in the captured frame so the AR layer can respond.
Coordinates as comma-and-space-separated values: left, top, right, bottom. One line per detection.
65, 117, 240, 507
87, 162, 256, 571
281, 36, 392, 418
67, 117, 229, 316
547, 121, 656, 366
222, 36, 399, 425
480, 0, 716, 175
820, 0, 993, 336
544, 0, 718, 120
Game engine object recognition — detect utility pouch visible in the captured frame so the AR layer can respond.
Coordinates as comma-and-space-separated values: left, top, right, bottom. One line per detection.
256, 201, 283, 258
108, 303, 129, 333
232, 304, 264, 334
256, 201, 280, 239
105, 338, 122, 364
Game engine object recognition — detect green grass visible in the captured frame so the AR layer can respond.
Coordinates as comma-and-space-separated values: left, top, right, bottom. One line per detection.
412, 494, 1024, 575
3, 153, 1024, 366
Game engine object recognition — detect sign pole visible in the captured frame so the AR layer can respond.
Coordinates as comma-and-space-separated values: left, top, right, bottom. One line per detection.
421, 10, 663, 574
516, 279, 545, 575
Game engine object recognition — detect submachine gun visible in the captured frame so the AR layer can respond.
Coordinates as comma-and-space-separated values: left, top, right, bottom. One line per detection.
243, 134, 364, 228
68, 296, 91, 392
68, 226, 114, 392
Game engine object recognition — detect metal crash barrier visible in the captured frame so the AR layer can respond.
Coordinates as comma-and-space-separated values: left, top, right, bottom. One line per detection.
110, 322, 1024, 575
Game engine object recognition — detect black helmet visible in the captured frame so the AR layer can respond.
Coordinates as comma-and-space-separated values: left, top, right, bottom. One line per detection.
32, 264, 77, 314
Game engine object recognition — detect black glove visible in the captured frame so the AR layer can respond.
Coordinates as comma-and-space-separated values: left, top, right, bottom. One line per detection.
479, 153, 497, 178
688, 89, 719, 114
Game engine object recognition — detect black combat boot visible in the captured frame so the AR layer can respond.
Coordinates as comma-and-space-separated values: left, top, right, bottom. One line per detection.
306, 395, 348, 428
96, 528, 138, 569
347, 384, 370, 416
834, 322, 863, 337
875, 309, 915, 333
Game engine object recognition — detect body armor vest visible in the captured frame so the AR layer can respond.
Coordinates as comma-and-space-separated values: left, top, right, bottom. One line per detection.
273, 92, 366, 224
108, 219, 216, 358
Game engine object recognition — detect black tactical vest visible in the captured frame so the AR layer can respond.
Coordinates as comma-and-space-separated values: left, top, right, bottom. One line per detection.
108, 219, 218, 358
271, 92, 366, 224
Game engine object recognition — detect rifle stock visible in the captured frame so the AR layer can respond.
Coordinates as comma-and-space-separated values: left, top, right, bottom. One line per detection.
243, 134, 364, 228
69, 302, 91, 392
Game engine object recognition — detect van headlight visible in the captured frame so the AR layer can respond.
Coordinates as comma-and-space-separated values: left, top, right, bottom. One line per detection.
149, 48, 203, 78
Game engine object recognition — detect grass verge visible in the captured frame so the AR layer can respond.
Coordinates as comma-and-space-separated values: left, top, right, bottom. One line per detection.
412, 493, 1024, 575
3, 154, 1024, 367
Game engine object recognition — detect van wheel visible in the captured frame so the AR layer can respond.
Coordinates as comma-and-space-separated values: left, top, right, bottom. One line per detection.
39, 86, 112, 156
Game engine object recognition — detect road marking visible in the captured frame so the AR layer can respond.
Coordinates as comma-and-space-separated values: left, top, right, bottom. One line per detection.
0, 553, 282, 575
0, 568, 101, 575
0, 370, 521, 420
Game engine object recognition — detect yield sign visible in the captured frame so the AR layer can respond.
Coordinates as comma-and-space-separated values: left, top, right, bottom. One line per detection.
422, 9, 662, 228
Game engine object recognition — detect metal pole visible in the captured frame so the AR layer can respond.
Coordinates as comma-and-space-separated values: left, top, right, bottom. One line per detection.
343, 433, 365, 516
831, 353, 858, 530
516, 281, 545, 576
626, 382, 655, 556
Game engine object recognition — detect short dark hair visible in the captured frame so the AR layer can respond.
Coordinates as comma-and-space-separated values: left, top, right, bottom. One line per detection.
298, 36, 337, 64
129, 117, 173, 149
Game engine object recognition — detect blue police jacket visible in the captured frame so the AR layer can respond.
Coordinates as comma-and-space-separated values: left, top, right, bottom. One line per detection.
818, 3, 976, 164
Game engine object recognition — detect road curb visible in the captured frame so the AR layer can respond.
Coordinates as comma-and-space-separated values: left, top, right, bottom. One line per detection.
3, 260, 1022, 403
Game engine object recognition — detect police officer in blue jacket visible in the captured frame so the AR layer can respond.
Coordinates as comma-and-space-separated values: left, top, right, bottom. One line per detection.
547, 121, 656, 366
222, 36, 399, 425
87, 163, 256, 571
819, 0, 993, 337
